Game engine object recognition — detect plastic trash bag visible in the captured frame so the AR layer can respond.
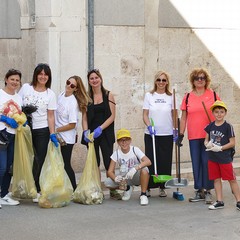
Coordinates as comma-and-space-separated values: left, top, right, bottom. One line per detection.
39, 142, 73, 208
12, 124, 37, 199
73, 132, 103, 205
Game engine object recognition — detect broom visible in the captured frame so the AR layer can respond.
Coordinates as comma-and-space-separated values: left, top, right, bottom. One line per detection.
172, 89, 184, 201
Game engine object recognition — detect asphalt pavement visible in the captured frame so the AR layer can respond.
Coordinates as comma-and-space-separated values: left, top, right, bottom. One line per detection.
1, 178, 240, 240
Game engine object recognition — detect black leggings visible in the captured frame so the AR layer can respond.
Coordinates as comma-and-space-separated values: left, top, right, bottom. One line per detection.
144, 134, 173, 189
60, 144, 76, 190
32, 127, 50, 192
93, 133, 113, 171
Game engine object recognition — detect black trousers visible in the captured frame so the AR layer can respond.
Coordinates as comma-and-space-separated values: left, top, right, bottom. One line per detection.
93, 132, 113, 171
60, 144, 76, 190
144, 134, 173, 189
32, 127, 50, 192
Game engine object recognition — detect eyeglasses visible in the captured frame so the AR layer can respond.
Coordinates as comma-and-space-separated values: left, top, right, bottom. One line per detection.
156, 78, 167, 83
194, 76, 206, 81
118, 138, 131, 143
66, 80, 77, 89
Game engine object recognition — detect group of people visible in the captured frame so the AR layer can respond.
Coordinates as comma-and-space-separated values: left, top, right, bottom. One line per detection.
0, 66, 239, 210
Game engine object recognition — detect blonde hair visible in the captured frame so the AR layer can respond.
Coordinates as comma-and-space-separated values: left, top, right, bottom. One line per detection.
150, 70, 172, 96
69, 75, 92, 112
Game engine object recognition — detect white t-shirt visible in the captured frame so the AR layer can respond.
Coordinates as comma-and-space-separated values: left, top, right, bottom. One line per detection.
0, 89, 22, 134
55, 92, 79, 144
111, 146, 145, 171
143, 92, 174, 136
18, 83, 57, 129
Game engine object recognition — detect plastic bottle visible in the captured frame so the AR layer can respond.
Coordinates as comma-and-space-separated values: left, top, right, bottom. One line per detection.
119, 162, 128, 190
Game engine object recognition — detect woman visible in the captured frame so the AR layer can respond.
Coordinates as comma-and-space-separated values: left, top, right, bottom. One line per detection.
55, 76, 91, 190
178, 68, 220, 204
81, 69, 118, 199
0, 69, 22, 207
143, 70, 177, 197
18, 63, 57, 202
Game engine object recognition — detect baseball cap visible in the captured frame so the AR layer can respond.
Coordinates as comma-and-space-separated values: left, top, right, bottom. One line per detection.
210, 100, 227, 111
116, 128, 131, 140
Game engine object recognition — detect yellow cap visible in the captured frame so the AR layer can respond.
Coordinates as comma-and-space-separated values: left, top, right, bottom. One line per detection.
116, 128, 131, 140
210, 100, 227, 111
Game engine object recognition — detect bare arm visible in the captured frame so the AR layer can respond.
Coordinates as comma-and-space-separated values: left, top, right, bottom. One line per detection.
82, 110, 88, 131
100, 93, 116, 130
56, 123, 76, 133
179, 110, 187, 135
107, 160, 117, 181
47, 110, 55, 134
143, 109, 151, 126
136, 155, 152, 170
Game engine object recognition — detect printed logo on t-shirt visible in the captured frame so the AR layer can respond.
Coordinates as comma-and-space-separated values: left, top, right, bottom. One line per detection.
210, 130, 224, 145
155, 98, 166, 104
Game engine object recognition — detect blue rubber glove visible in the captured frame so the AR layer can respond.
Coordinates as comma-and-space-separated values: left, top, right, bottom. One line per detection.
173, 129, 178, 142
83, 130, 91, 143
0, 115, 18, 129
50, 133, 59, 147
93, 126, 102, 139
147, 125, 156, 136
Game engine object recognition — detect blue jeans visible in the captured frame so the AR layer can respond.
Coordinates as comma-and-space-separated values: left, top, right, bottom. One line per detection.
0, 131, 15, 197
189, 139, 214, 190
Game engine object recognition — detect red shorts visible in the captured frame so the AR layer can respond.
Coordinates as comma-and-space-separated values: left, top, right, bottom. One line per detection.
208, 160, 236, 180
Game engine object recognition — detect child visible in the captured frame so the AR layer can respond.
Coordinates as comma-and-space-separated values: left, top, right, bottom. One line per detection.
204, 100, 240, 210
104, 128, 151, 206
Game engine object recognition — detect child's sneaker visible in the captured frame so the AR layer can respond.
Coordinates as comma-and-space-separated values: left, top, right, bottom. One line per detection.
110, 190, 122, 200
122, 186, 133, 201
140, 195, 149, 206
236, 201, 240, 211
189, 190, 205, 202
209, 201, 224, 210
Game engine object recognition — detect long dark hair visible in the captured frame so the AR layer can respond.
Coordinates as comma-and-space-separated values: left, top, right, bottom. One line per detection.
87, 69, 108, 99
31, 63, 52, 88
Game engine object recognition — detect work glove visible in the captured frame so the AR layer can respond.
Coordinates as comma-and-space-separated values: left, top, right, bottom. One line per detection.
93, 126, 102, 139
204, 141, 213, 149
176, 134, 184, 147
0, 115, 18, 129
125, 167, 137, 180
114, 175, 123, 183
206, 143, 222, 152
173, 129, 178, 142
147, 125, 156, 136
83, 130, 91, 143
50, 133, 59, 147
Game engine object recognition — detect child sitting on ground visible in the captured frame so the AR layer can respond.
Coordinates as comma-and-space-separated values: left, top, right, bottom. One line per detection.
104, 128, 151, 206
204, 100, 240, 210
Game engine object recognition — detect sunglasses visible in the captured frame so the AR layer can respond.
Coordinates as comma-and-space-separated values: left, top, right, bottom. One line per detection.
37, 63, 49, 67
88, 68, 99, 73
8, 69, 21, 74
194, 76, 206, 81
66, 80, 77, 89
156, 78, 167, 83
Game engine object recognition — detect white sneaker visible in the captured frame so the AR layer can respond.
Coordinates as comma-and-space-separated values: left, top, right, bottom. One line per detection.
140, 195, 149, 206
0, 203, 2, 209
0, 193, 20, 206
32, 193, 41, 203
122, 186, 133, 201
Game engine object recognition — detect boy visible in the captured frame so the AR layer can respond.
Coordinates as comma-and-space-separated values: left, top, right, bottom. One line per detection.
104, 128, 151, 206
204, 100, 240, 210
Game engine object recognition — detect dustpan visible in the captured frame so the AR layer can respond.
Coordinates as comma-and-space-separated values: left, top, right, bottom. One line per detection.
150, 118, 172, 183
165, 117, 188, 188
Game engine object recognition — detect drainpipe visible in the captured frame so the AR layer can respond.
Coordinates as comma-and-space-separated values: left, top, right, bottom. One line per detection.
88, 0, 94, 71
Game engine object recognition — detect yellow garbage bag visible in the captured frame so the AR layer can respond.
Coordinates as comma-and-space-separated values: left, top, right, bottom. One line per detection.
39, 142, 73, 208
12, 120, 37, 199
73, 133, 104, 204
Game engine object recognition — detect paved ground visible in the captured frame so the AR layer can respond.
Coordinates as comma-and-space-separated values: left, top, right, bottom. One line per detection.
1, 178, 240, 240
